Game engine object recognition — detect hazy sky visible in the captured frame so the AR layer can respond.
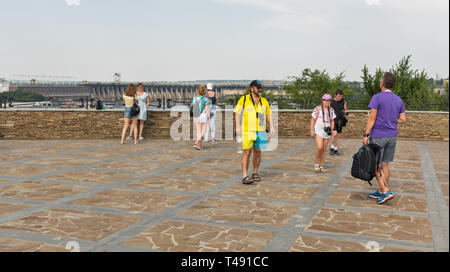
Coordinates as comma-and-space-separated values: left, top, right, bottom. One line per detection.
0, 0, 448, 82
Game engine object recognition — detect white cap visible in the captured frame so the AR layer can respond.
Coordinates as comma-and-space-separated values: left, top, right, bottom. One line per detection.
207, 83, 214, 90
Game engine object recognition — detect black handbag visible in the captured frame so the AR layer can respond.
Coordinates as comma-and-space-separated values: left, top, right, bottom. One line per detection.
131, 101, 140, 117
343, 117, 348, 127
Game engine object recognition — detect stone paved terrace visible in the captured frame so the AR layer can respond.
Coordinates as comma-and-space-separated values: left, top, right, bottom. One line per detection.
0, 138, 448, 252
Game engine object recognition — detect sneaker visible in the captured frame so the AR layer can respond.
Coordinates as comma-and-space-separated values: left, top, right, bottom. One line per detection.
126, 136, 132, 140
369, 190, 382, 199
330, 148, 335, 155
377, 191, 394, 204
334, 149, 341, 155
139, 136, 145, 140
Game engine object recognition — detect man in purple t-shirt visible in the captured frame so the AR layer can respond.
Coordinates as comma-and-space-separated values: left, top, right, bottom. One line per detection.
363, 72, 407, 204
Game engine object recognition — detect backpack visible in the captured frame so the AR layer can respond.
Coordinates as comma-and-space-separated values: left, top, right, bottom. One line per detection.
131, 101, 140, 117
351, 143, 382, 186
191, 96, 206, 118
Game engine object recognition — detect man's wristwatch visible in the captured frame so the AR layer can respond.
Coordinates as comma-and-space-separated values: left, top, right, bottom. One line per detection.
363, 133, 370, 137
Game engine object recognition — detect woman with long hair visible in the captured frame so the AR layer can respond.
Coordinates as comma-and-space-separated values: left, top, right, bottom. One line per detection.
127, 83, 149, 140
191, 85, 210, 150
121, 84, 139, 145
310, 94, 337, 173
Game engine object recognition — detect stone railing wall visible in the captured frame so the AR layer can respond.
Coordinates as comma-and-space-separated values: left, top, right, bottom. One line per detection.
0, 109, 448, 140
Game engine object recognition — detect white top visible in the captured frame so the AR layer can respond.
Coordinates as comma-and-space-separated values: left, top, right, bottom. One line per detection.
312, 105, 336, 132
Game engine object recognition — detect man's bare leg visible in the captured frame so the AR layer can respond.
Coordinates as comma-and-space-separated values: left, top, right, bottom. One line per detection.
252, 147, 261, 175
242, 148, 252, 178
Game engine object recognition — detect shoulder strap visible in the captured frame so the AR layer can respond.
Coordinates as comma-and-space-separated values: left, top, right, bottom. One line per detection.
313, 106, 320, 126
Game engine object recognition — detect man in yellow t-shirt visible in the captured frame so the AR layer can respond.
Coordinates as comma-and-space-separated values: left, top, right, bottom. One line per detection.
234, 80, 275, 185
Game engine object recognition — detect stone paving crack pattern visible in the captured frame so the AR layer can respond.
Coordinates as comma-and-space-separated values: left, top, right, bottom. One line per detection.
0, 139, 448, 252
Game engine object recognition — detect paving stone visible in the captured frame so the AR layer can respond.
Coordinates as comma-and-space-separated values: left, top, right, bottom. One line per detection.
390, 161, 422, 170
434, 164, 449, 172
390, 170, 424, 180
219, 184, 317, 203
43, 170, 136, 185
0, 154, 37, 163
71, 189, 189, 213
326, 190, 428, 213
339, 177, 426, 195
164, 166, 241, 179
289, 235, 425, 252
0, 208, 141, 242
178, 197, 299, 226
26, 157, 101, 168
0, 202, 31, 216
92, 161, 167, 173
126, 176, 221, 193
0, 181, 92, 202
437, 173, 449, 183
0, 165, 61, 178
122, 220, 274, 252
0, 237, 68, 252
258, 172, 329, 186
307, 208, 433, 245
441, 184, 449, 197
0, 139, 447, 252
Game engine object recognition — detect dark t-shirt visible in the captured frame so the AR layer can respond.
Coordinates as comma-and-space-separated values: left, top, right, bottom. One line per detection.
331, 99, 345, 119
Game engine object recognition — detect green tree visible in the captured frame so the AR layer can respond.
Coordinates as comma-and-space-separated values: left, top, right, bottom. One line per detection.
361, 55, 448, 111
283, 69, 356, 109
0, 89, 45, 102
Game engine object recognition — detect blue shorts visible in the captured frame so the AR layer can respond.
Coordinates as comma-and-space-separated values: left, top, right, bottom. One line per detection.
124, 107, 133, 119
242, 131, 268, 150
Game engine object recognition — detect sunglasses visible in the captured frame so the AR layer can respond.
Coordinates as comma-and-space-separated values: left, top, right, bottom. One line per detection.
323, 99, 332, 102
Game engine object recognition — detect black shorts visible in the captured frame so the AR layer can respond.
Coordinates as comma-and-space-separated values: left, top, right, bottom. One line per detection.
334, 118, 344, 133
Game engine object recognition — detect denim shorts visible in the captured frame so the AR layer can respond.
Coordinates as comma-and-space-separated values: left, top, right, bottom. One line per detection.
124, 107, 132, 119
370, 137, 397, 163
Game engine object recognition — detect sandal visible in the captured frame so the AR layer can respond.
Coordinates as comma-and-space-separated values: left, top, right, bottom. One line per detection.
320, 166, 326, 173
252, 173, 262, 182
314, 164, 321, 173
242, 176, 254, 185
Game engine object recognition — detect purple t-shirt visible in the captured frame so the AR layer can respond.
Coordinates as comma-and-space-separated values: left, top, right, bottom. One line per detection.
368, 91, 405, 138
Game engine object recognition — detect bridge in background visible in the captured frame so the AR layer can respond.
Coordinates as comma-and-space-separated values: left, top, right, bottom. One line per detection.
8, 81, 286, 105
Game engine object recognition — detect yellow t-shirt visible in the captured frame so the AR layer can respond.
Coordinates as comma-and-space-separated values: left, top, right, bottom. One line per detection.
234, 94, 272, 140
123, 95, 136, 107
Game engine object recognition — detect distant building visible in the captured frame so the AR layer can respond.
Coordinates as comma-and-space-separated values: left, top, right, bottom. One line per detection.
0, 78, 10, 93
433, 78, 448, 96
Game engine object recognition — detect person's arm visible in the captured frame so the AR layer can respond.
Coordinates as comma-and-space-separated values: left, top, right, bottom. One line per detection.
397, 112, 406, 123
234, 98, 244, 135
344, 100, 348, 114
331, 109, 337, 136
215, 91, 219, 104
363, 108, 378, 145
310, 117, 315, 137
146, 96, 150, 107
267, 114, 275, 136
235, 113, 241, 135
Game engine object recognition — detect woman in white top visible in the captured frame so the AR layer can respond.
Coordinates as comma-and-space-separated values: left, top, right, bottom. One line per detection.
127, 83, 150, 140
121, 84, 139, 145
310, 94, 337, 173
